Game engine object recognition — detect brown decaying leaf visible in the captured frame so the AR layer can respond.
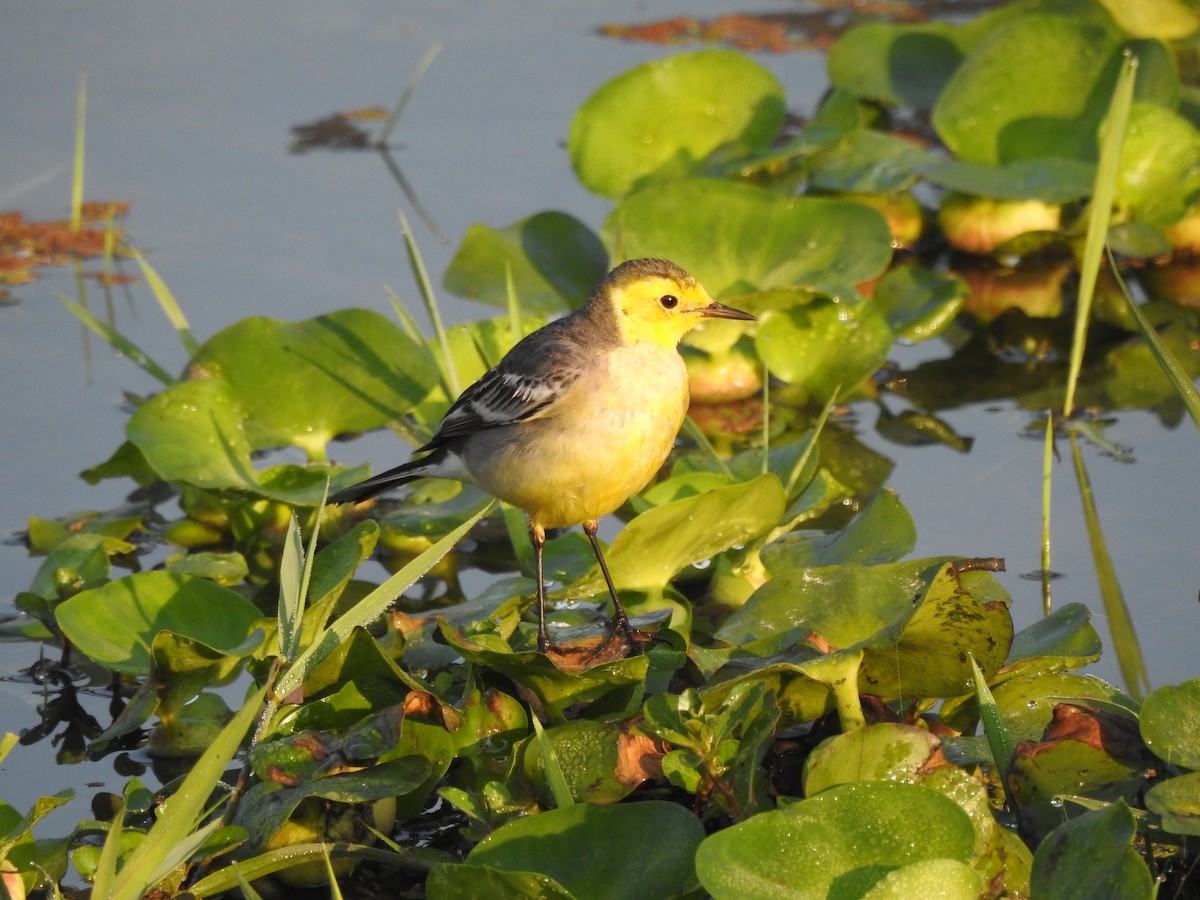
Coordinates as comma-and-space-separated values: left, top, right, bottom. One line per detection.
0, 205, 131, 296
616, 730, 666, 786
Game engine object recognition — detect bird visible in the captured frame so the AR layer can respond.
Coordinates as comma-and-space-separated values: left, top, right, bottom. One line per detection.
329, 258, 755, 655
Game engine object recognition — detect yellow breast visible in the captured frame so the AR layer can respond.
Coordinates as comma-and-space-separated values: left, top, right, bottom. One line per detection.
467, 343, 689, 529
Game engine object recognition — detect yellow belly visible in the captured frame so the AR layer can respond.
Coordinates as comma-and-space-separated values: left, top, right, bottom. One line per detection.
465, 344, 689, 528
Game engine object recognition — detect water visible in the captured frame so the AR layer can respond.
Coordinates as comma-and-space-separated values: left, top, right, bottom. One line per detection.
2, 0, 1198, 856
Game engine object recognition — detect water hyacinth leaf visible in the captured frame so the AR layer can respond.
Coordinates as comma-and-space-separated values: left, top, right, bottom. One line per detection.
576, 474, 786, 596
933, 12, 1124, 165
56, 572, 263, 675
827, 21, 967, 109
1139, 679, 1200, 770
872, 266, 968, 342
1145, 772, 1200, 836
443, 212, 608, 315
233, 757, 430, 849
696, 781, 975, 900
803, 723, 943, 796
917, 158, 1095, 203
605, 181, 893, 299
1008, 723, 1146, 805
1115, 103, 1200, 227
569, 49, 785, 198
1005, 602, 1102, 667
521, 720, 635, 806
439, 622, 650, 715
1030, 801, 1153, 899
1099, 0, 1200, 39
463, 800, 705, 900
859, 859, 982, 899
808, 128, 935, 194
127, 377, 258, 491
756, 295, 892, 401
25, 533, 124, 602
762, 488, 916, 570
858, 563, 1012, 698
187, 309, 440, 459
719, 557, 951, 651
426, 865, 576, 900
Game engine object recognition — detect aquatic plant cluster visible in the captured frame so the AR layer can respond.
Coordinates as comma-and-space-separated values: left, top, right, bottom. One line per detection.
4, 0, 1200, 897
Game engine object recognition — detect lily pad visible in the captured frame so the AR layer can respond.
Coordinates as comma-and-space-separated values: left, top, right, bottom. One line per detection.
569, 50, 785, 198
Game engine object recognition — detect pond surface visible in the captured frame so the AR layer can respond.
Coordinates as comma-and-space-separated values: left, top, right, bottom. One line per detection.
2, 0, 1198, 856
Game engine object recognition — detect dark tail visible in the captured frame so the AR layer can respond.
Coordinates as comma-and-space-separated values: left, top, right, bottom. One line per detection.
329, 448, 449, 505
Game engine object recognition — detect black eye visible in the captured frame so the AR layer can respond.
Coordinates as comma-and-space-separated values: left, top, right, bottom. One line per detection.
659, 294, 679, 309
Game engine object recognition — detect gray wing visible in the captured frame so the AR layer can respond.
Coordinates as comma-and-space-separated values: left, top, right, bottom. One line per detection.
421, 328, 583, 449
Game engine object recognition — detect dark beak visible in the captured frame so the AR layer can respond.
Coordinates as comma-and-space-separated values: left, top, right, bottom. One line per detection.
701, 301, 756, 321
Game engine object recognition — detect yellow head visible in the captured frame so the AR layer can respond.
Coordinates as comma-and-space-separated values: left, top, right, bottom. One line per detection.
591, 258, 755, 348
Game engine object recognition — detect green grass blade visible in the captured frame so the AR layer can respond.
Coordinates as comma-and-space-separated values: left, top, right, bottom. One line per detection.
277, 514, 304, 664
1041, 412, 1054, 616
384, 284, 424, 343
682, 417, 733, 479
70, 71, 86, 232
1068, 433, 1150, 700
531, 715, 575, 809
113, 686, 266, 900
378, 43, 441, 147
505, 261, 523, 342
398, 210, 460, 397
89, 795, 125, 900
784, 390, 836, 498
127, 246, 199, 356
1064, 51, 1137, 417
1110, 251, 1200, 432
275, 497, 495, 698
58, 295, 175, 385
969, 652, 1015, 808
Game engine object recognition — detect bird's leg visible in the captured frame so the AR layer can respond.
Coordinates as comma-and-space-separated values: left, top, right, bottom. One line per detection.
582, 519, 639, 650
531, 522, 551, 653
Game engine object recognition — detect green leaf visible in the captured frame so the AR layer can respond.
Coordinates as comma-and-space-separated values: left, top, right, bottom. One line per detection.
569, 50, 785, 198
127, 377, 260, 491
1145, 772, 1200, 836
696, 781, 975, 899
1116, 103, 1200, 227
872, 266, 968, 342
918, 158, 1095, 203
465, 801, 705, 900
932, 12, 1123, 165
56, 572, 263, 675
755, 292, 892, 400
802, 723, 942, 796
426, 864, 577, 900
1005, 602, 1102, 667
573, 474, 786, 596
187, 309, 439, 460
761, 488, 916, 570
1140, 679, 1200, 770
605, 181, 893, 299
443, 212, 608, 315
828, 21, 967, 109
1030, 801, 1153, 899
